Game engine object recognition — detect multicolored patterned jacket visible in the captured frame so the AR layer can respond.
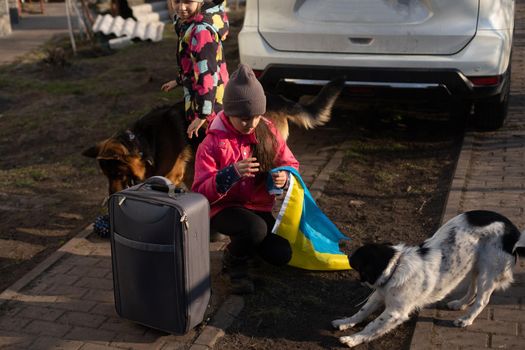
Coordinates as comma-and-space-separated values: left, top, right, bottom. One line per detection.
174, 0, 229, 122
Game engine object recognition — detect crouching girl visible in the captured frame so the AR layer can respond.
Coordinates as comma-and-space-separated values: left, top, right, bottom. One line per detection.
192, 64, 298, 294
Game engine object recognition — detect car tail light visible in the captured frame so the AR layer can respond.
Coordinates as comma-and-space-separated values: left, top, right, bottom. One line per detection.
253, 70, 263, 79
467, 76, 501, 86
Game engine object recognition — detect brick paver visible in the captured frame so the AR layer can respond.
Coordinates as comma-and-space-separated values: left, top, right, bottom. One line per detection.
0, 122, 347, 349
0, 3, 71, 65
3, 3, 524, 350
410, 2, 525, 348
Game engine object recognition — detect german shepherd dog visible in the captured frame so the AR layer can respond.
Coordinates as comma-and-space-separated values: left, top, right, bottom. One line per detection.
82, 79, 344, 195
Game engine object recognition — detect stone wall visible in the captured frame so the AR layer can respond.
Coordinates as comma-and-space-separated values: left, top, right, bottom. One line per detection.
0, 0, 12, 37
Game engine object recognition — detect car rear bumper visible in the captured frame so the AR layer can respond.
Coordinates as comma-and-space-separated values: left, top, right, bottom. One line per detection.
239, 27, 512, 100
258, 65, 509, 100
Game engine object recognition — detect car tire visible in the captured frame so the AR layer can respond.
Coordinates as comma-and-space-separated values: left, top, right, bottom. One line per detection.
449, 99, 471, 131
472, 64, 511, 131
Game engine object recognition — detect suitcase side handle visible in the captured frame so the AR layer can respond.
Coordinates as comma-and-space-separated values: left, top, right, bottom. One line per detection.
137, 176, 185, 197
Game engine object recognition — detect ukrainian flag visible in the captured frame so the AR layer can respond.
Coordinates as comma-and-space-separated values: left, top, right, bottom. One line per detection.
270, 166, 351, 271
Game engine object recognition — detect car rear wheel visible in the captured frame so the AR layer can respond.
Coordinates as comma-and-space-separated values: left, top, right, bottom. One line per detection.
471, 64, 511, 131
449, 99, 471, 130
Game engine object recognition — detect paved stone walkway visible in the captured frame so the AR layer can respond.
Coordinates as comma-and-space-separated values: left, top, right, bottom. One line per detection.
0, 124, 348, 349
410, 4, 525, 349
2, 2, 525, 350
0, 4, 351, 349
0, 3, 71, 65
0, 5, 352, 348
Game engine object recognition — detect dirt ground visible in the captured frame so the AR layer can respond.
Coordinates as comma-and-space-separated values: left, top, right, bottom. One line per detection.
0, 8, 462, 350
214, 104, 462, 349
0, 10, 246, 294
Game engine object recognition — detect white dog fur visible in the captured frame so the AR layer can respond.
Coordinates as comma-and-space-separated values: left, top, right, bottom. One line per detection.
332, 210, 524, 348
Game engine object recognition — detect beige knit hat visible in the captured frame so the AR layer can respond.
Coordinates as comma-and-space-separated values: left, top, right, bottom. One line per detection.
223, 64, 266, 117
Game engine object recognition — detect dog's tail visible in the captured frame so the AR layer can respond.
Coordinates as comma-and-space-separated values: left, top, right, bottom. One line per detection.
266, 78, 345, 129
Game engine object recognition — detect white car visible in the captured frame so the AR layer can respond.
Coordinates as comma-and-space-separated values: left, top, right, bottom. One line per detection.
238, 0, 515, 130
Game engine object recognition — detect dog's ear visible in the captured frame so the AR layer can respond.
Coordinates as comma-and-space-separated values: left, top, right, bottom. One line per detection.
350, 244, 396, 286
82, 144, 101, 158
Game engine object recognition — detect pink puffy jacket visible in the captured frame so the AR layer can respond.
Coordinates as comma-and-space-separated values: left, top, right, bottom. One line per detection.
192, 111, 300, 217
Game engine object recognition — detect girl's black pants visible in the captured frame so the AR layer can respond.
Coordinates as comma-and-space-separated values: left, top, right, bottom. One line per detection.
210, 206, 292, 266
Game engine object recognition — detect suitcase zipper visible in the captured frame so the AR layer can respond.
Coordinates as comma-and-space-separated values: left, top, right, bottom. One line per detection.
116, 193, 191, 233
179, 210, 191, 331
114, 194, 181, 209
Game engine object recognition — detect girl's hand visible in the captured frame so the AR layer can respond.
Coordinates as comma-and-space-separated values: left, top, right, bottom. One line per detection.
234, 157, 260, 177
272, 171, 288, 188
187, 118, 206, 139
161, 80, 178, 92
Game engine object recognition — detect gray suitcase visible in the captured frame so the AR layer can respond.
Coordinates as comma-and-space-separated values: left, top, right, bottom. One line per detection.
109, 176, 210, 334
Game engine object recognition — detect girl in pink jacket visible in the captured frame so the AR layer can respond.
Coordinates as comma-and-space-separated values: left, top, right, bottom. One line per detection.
192, 64, 299, 294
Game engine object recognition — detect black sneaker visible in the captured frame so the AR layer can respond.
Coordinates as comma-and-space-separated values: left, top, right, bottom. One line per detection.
230, 276, 255, 295
222, 249, 250, 279
222, 250, 256, 294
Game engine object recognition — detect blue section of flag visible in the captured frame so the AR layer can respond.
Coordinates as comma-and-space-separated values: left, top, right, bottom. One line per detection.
269, 166, 350, 255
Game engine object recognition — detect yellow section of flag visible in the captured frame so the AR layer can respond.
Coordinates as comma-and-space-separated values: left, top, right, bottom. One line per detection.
273, 175, 351, 271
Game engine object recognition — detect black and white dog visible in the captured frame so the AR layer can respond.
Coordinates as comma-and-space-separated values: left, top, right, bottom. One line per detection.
332, 210, 525, 348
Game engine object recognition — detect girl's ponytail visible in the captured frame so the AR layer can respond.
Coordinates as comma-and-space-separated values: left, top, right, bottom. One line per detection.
253, 121, 277, 172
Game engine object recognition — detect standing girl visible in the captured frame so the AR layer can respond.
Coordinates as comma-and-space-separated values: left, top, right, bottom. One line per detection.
162, 0, 229, 145
192, 64, 299, 294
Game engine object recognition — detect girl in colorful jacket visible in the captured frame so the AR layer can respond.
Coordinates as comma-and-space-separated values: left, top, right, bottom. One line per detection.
161, 0, 229, 146
192, 64, 299, 294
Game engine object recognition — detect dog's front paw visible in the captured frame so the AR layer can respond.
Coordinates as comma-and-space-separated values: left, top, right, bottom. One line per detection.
447, 300, 467, 311
339, 335, 363, 348
332, 318, 355, 331
453, 317, 473, 328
